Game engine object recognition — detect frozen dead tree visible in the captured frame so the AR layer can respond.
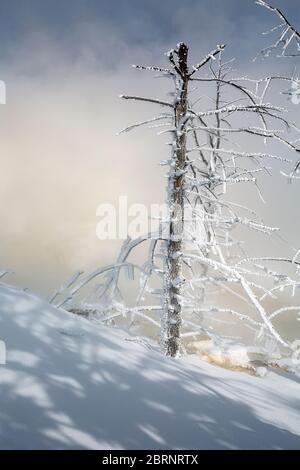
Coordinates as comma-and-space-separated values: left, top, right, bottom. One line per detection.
255, 0, 300, 179
119, 43, 228, 357
53, 43, 300, 365
160, 43, 188, 357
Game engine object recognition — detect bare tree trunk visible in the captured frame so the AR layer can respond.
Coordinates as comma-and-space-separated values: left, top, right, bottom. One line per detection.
163, 43, 189, 357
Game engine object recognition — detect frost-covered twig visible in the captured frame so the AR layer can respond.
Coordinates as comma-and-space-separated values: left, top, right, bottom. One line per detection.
255, 1, 300, 58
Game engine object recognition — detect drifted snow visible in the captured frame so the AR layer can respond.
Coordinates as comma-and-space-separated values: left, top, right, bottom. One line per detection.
0, 283, 299, 450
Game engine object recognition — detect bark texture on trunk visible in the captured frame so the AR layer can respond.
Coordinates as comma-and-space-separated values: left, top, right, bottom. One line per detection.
163, 43, 189, 357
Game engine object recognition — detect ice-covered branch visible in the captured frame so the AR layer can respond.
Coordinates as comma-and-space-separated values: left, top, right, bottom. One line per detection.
117, 114, 171, 135
120, 95, 173, 108
255, 0, 300, 58
189, 44, 226, 77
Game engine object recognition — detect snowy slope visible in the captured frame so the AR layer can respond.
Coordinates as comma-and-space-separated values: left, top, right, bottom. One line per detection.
0, 282, 299, 450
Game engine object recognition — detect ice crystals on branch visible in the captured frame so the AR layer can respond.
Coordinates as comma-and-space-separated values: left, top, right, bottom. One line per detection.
255, 0, 300, 59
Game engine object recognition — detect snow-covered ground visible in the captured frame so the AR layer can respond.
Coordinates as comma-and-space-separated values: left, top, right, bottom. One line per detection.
0, 282, 299, 450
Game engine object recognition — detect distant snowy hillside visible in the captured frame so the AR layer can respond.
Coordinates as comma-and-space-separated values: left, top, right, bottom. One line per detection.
0, 282, 299, 449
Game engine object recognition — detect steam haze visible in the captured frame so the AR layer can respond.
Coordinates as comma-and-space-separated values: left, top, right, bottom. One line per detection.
0, 0, 299, 297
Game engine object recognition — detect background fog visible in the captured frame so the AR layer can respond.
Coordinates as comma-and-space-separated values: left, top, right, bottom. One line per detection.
0, 0, 299, 298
